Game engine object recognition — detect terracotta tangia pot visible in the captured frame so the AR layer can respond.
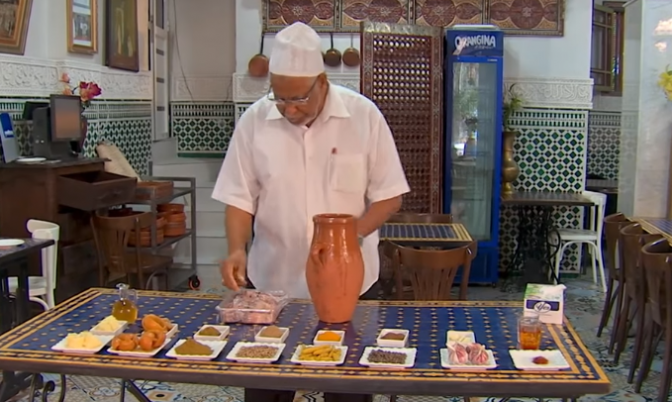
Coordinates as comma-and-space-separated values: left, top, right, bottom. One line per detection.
306, 214, 364, 324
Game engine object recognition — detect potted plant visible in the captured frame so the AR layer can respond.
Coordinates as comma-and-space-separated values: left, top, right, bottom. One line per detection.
59, 73, 103, 149
501, 84, 524, 195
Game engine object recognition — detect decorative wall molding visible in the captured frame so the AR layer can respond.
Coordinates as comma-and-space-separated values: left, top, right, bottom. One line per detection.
0, 55, 152, 100
233, 72, 594, 110
592, 94, 622, 112
172, 76, 233, 101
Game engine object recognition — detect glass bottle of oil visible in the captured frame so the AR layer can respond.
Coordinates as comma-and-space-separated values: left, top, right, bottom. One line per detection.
111, 283, 138, 322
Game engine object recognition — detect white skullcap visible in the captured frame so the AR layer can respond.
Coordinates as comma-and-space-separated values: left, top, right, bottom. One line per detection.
269, 22, 325, 77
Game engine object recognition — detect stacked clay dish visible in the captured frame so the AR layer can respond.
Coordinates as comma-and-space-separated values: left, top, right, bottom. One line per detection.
158, 204, 187, 237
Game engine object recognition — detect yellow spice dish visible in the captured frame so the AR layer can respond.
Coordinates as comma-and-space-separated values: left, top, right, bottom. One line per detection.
65, 332, 102, 349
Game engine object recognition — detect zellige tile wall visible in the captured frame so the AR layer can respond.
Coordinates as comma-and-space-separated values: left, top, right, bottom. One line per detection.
171, 102, 235, 158
587, 111, 620, 180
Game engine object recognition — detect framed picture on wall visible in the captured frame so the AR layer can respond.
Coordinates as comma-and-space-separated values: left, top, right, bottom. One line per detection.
0, 0, 33, 55
67, 0, 98, 54
104, 0, 139, 72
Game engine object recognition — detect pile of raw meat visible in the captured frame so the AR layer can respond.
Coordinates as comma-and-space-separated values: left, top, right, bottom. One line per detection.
216, 290, 288, 324
447, 342, 490, 365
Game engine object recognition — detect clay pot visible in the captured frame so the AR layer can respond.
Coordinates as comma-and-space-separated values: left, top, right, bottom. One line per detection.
158, 203, 184, 213
248, 32, 269, 78
306, 213, 364, 323
164, 222, 186, 237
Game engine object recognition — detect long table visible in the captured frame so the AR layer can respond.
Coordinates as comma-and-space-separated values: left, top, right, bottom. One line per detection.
0, 288, 610, 399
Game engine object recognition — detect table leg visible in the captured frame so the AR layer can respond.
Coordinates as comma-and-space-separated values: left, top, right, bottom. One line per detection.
120, 379, 151, 402
26, 373, 65, 402
0, 269, 12, 334
14, 258, 30, 325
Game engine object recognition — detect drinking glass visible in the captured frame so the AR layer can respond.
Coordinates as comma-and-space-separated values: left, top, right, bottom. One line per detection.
518, 315, 542, 350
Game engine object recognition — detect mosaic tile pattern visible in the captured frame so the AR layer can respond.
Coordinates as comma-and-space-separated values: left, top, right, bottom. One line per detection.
588, 112, 621, 180
171, 102, 235, 157
498, 109, 589, 272
8, 276, 666, 402
0, 98, 152, 176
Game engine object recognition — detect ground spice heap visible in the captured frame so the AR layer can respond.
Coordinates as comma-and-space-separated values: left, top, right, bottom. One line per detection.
380, 332, 405, 340
174, 338, 212, 356
368, 349, 407, 365
259, 325, 284, 338
316, 331, 341, 342
198, 326, 221, 336
236, 345, 278, 359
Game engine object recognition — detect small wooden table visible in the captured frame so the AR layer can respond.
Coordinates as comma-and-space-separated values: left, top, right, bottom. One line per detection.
379, 223, 472, 247
0, 288, 610, 399
638, 218, 672, 242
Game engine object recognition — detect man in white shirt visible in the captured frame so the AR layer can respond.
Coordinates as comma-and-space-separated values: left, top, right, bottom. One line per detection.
212, 22, 410, 402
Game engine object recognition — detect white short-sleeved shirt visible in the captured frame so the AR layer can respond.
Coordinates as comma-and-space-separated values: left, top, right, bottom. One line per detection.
212, 83, 410, 299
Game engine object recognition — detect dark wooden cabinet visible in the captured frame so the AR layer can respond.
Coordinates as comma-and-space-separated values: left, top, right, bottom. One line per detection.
0, 158, 137, 301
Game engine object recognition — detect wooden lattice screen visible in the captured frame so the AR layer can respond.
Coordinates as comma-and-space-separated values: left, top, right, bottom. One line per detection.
360, 22, 444, 214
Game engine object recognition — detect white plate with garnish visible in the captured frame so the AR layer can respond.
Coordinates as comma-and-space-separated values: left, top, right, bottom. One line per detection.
290, 345, 348, 366
440, 348, 497, 370
359, 346, 417, 369
165, 339, 227, 361
447, 330, 475, 345
376, 329, 409, 348
15, 157, 46, 163
0, 239, 25, 248
509, 350, 570, 371
194, 325, 230, 341
90, 318, 128, 337
313, 330, 345, 346
226, 342, 285, 363
51, 334, 113, 355
107, 337, 173, 358
254, 326, 289, 343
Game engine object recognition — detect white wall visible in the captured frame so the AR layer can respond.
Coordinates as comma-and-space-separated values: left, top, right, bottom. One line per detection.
168, 0, 236, 101
0, 0, 152, 100
234, 0, 592, 81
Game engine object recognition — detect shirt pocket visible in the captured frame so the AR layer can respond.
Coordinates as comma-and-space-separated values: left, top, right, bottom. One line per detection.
329, 154, 367, 194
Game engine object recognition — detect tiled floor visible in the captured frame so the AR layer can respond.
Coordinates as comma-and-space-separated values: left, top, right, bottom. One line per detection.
7, 277, 664, 402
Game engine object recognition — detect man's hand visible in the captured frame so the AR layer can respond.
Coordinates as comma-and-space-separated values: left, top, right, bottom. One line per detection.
220, 249, 248, 291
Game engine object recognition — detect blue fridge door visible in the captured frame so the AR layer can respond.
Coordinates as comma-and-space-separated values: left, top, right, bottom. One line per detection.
444, 57, 503, 248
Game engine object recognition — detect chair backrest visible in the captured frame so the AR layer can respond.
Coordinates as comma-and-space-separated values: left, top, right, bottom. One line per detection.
619, 223, 663, 298
92, 211, 153, 277
26, 219, 60, 291
391, 242, 473, 301
641, 238, 672, 327
582, 190, 607, 237
387, 213, 453, 224
603, 213, 630, 280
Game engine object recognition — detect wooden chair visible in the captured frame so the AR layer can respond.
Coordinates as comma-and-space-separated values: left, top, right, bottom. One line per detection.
638, 238, 672, 401
597, 213, 630, 338
378, 214, 454, 298
389, 242, 475, 300
612, 223, 662, 371
92, 211, 172, 290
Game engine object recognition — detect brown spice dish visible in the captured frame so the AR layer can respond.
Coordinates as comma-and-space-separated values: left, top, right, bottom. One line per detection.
198, 326, 221, 337
259, 325, 284, 338
532, 356, 549, 365
381, 332, 405, 340
174, 338, 212, 356
236, 345, 278, 359
368, 349, 407, 365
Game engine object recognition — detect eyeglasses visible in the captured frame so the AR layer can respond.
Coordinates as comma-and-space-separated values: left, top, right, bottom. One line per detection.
267, 78, 319, 105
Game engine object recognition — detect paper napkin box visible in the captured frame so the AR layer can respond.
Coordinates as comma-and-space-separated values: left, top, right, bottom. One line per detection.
523, 283, 566, 325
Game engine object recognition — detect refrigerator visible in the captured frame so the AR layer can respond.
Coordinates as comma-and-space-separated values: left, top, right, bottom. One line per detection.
444, 25, 504, 285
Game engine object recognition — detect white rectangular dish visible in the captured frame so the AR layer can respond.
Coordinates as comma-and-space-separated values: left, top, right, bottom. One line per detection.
166, 325, 179, 339
290, 345, 348, 366
313, 330, 346, 346
90, 321, 128, 337
359, 347, 417, 369
226, 342, 285, 363
509, 350, 570, 371
446, 330, 476, 344
194, 325, 230, 342
107, 337, 173, 358
440, 348, 497, 370
254, 327, 289, 343
376, 329, 409, 348
165, 339, 227, 361
51, 335, 113, 355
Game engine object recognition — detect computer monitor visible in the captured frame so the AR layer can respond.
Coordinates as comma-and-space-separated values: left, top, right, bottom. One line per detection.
22, 101, 49, 120
49, 95, 82, 142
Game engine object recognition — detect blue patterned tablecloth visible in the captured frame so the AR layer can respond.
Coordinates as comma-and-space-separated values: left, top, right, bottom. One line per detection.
379, 223, 472, 242
0, 288, 608, 391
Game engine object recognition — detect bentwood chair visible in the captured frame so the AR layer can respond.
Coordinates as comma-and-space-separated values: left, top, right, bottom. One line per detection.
597, 213, 630, 339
